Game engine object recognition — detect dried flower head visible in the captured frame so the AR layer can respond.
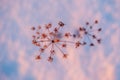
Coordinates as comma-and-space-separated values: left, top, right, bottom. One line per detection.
31, 21, 77, 62
31, 20, 102, 62
76, 20, 102, 46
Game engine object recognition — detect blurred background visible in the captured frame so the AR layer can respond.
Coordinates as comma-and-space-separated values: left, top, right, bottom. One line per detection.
0, 0, 120, 80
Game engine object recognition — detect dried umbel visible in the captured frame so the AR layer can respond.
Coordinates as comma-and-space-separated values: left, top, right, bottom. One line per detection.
31, 20, 102, 62
77, 20, 102, 46
31, 21, 75, 62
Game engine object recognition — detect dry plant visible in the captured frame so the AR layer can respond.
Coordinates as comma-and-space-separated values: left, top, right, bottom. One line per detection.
31, 20, 102, 62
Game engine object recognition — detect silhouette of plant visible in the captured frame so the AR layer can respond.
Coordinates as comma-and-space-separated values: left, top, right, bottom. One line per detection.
31, 20, 102, 62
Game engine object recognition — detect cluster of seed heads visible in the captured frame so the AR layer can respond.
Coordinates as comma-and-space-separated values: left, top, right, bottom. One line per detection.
31, 20, 102, 62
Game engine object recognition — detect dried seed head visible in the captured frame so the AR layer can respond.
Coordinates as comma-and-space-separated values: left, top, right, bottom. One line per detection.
82, 27, 86, 31
63, 54, 68, 58
40, 48, 45, 53
83, 42, 87, 45
90, 43, 94, 46
46, 23, 52, 29
62, 44, 67, 48
95, 20, 98, 24
54, 28, 58, 33
86, 22, 89, 25
64, 33, 71, 38
50, 50, 55, 54
58, 21, 64, 27
79, 27, 83, 31
41, 33, 47, 39
90, 26, 92, 29
84, 31, 88, 35
97, 39, 101, 44
35, 55, 41, 60
92, 35, 96, 39
73, 34, 76, 38
31, 27, 35, 30
98, 28, 102, 32
32, 40, 37, 44
48, 56, 53, 62
37, 36, 40, 39
77, 20, 102, 47
31, 20, 102, 62
75, 41, 81, 48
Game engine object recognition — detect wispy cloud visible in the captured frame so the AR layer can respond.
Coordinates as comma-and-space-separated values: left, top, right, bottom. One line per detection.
0, 0, 120, 80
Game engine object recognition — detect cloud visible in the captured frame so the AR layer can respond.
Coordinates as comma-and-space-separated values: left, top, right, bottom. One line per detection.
0, 0, 120, 80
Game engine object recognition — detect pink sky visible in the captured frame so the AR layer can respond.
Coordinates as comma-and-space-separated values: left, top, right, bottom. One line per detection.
0, 0, 120, 80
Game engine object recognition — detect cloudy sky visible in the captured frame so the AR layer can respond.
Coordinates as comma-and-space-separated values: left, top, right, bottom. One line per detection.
0, 0, 120, 80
